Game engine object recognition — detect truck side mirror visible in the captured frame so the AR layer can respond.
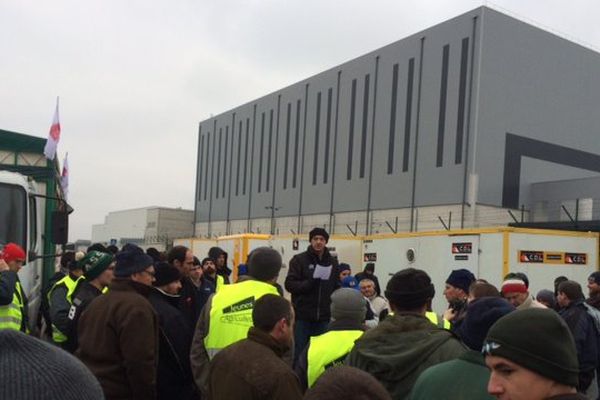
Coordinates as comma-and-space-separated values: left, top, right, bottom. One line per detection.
51, 210, 69, 245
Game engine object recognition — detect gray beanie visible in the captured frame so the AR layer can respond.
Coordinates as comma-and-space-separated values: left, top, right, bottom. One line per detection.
330, 288, 366, 323
0, 330, 104, 399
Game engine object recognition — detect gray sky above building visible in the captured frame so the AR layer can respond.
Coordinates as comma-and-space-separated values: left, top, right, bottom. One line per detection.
1, 0, 599, 241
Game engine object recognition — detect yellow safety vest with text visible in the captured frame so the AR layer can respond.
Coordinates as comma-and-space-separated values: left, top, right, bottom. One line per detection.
48, 275, 83, 342
307, 330, 364, 387
426, 311, 451, 329
0, 281, 26, 332
204, 280, 279, 359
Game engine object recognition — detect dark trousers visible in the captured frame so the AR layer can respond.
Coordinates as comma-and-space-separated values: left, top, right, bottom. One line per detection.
293, 319, 328, 367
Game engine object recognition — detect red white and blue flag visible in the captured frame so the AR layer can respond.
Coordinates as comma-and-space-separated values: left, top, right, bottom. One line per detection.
43, 98, 61, 160
61, 152, 69, 201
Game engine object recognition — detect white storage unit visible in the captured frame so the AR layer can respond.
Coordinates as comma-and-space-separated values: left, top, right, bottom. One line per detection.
362, 228, 599, 313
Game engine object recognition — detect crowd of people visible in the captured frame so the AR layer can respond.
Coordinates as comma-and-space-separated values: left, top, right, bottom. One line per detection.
1, 227, 600, 399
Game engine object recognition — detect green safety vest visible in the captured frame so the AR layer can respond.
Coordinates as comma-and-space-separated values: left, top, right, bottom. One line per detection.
48, 275, 83, 342
204, 280, 279, 359
0, 281, 26, 332
426, 311, 451, 329
307, 330, 363, 387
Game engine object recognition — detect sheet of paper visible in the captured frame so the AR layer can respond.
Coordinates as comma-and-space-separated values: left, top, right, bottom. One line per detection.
313, 264, 332, 280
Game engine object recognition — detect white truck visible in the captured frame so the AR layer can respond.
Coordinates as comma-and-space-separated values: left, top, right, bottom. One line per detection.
0, 170, 69, 332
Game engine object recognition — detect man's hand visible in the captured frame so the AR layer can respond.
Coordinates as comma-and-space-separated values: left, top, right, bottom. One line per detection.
443, 307, 456, 322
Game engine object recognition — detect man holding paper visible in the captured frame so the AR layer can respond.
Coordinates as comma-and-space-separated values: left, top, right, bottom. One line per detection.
285, 228, 340, 366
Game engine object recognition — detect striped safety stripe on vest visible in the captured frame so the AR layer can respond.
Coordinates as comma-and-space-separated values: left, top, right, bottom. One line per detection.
48, 275, 84, 342
0, 281, 25, 332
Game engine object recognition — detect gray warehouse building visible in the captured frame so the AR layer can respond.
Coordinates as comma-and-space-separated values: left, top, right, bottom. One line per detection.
194, 6, 600, 237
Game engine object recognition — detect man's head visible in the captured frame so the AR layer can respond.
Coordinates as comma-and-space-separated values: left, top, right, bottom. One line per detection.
330, 288, 366, 324
247, 247, 282, 283
553, 275, 568, 296
0, 243, 26, 272
385, 268, 434, 313
252, 294, 294, 348
455, 297, 514, 351
483, 308, 579, 399
304, 366, 392, 400
338, 263, 351, 281
444, 269, 475, 302
208, 247, 227, 269
80, 251, 115, 288
588, 272, 600, 297
168, 245, 194, 277
153, 262, 182, 295
501, 279, 529, 307
309, 227, 329, 254
201, 257, 216, 276
363, 263, 375, 276
87, 242, 108, 253
536, 289, 556, 309
557, 280, 584, 308
359, 279, 376, 298
114, 243, 155, 286
467, 281, 500, 303
190, 256, 203, 282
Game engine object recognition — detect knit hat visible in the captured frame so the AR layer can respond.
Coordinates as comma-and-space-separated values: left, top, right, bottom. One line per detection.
483, 308, 579, 387
0, 330, 104, 399
456, 297, 514, 351
153, 262, 181, 287
589, 272, 600, 285
341, 276, 359, 290
501, 279, 527, 295
114, 244, 154, 278
385, 268, 435, 310
80, 251, 114, 281
536, 289, 556, 309
330, 288, 366, 323
247, 247, 282, 281
338, 263, 351, 273
445, 269, 476, 293
1, 243, 26, 263
309, 227, 329, 243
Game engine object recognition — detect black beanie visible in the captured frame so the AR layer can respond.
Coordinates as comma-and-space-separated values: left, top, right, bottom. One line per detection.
385, 268, 435, 310
114, 244, 154, 278
446, 269, 475, 293
309, 227, 329, 243
456, 297, 514, 351
153, 262, 181, 287
483, 308, 579, 387
247, 247, 282, 281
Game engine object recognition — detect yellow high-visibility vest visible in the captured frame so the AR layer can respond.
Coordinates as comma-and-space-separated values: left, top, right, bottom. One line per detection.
307, 330, 363, 387
216, 274, 225, 292
204, 280, 278, 359
48, 275, 82, 342
426, 311, 451, 329
0, 281, 26, 332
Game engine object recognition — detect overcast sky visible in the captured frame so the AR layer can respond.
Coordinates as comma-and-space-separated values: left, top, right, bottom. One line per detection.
2, 0, 599, 241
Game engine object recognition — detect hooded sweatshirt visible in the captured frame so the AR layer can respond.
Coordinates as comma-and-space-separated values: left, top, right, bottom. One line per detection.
345, 312, 466, 400
208, 247, 231, 284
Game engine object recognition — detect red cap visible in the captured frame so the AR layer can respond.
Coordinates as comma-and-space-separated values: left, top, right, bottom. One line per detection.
501, 279, 527, 294
1, 243, 26, 263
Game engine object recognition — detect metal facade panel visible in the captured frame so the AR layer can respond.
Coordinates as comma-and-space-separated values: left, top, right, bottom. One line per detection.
474, 8, 600, 207
228, 105, 256, 220
272, 84, 307, 218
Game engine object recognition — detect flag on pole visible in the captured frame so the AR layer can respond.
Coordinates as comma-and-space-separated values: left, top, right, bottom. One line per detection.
61, 152, 69, 201
43, 97, 61, 160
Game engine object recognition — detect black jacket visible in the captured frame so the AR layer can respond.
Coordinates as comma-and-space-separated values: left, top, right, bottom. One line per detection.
148, 288, 196, 400
178, 276, 202, 334
284, 246, 339, 322
560, 299, 599, 392
65, 281, 103, 353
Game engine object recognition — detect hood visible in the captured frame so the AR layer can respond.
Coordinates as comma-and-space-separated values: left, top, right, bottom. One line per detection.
350, 313, 457, 381
208, 246, 226, 261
